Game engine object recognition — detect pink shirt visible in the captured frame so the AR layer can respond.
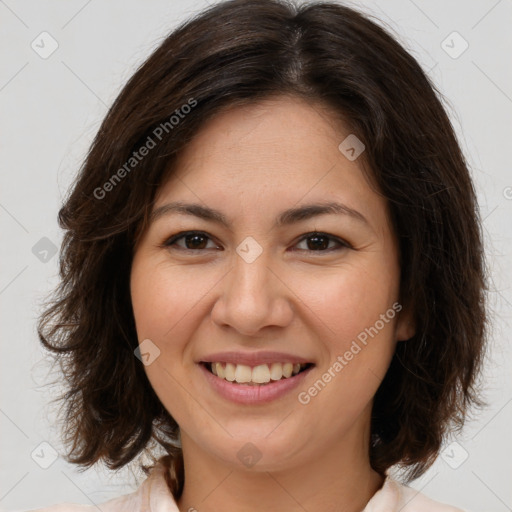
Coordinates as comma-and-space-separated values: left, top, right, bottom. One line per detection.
28, 461, 466, 512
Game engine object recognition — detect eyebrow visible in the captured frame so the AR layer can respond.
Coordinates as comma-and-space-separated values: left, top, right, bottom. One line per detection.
150, 200, 370, 229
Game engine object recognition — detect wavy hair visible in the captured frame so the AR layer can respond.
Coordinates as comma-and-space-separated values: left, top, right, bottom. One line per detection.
38, 0, 488, 497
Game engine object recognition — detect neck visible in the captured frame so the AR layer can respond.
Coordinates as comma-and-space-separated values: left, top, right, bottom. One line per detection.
176, 424, 384, 512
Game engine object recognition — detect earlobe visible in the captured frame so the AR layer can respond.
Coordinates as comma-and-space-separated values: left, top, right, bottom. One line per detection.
395, 305, 416, 341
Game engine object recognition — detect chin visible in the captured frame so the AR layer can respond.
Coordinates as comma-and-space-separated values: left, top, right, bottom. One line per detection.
204, 431, 308, 472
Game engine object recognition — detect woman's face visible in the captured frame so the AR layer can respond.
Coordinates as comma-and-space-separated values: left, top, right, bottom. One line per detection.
130, 95, 414, 472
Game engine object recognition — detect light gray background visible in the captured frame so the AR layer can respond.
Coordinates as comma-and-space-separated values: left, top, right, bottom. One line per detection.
1, 0, 511, 510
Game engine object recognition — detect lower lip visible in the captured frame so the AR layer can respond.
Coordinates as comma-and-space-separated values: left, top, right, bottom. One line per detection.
198, 363, 314, 405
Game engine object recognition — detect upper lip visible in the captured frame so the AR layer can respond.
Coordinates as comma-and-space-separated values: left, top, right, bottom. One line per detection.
198, 351, 314, 367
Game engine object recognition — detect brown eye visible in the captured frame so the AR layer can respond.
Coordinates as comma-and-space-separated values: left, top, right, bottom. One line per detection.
164, 231, 219, 251
182, 233, 208, 249
305, 234, 330, 250
294, 232, 350, 252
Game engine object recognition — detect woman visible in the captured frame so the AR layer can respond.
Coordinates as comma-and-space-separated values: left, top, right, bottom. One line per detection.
34, 0, 487, 510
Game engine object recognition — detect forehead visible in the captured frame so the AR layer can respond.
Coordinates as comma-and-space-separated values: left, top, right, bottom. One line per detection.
173, 95, 346, 179
153, 95, 389, 233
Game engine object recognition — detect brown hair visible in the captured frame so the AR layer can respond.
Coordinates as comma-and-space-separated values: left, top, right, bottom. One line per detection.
38, 0, 488, 495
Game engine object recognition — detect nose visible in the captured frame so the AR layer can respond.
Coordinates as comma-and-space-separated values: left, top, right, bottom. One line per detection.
210, 252, 294, 336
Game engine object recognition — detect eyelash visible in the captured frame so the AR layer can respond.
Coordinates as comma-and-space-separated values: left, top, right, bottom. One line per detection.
162, 230, 352, 254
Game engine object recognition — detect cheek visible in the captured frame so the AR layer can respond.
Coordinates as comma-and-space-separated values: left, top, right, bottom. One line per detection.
292, 260, 400, 347
130, 259, 213, 342
130, 258, 207, 424
291, 261, 400, 419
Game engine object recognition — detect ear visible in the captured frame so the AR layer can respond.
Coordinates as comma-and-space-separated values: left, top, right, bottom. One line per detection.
395, 302, 415, 341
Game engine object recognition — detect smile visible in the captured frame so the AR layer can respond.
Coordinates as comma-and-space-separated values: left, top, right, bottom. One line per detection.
198, 359, 315, 404
204, 361, 313, 385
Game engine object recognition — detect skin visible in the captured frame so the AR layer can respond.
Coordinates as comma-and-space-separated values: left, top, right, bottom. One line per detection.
130, 95, 415, 512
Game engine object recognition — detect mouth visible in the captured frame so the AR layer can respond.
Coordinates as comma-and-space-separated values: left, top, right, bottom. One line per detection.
200, 361, 315, 386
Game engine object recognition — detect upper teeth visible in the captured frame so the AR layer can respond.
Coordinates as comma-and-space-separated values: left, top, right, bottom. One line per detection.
210, 362, 307, 384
